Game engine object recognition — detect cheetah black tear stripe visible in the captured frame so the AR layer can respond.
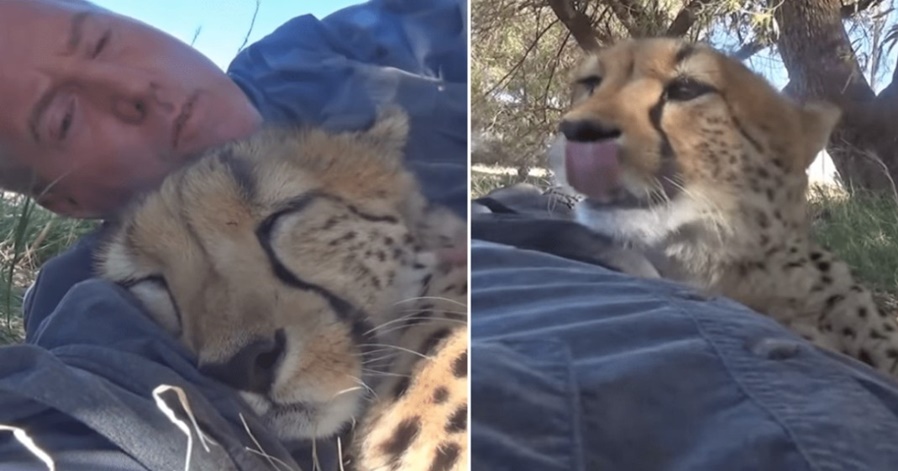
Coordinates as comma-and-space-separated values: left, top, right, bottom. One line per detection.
256, 191, 378, 349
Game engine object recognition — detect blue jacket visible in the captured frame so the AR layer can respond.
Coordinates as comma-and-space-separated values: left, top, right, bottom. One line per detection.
471, 239, 898, 471
0, 1, 467, 470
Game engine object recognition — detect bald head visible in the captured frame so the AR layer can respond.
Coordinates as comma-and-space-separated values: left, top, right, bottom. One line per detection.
0, 0, 261, 218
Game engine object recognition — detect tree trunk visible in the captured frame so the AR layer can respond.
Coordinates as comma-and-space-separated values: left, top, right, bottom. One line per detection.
666, 0, 714, 37
546, 0, 601, 52
772, 0, 896, 192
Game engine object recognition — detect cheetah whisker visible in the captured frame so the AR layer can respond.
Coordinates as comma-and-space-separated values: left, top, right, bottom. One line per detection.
653, 177, 673, 206
363, 310, 464, 337
665, 177, 730, 240
362, 347, 401, 355
393, 296, 466, 308
333, 386, 364, 399
239, 413, 297, 471
395, 307, 468, 317
358, 344, 431, 359
396, 304, 468, 313
668, 177, 723, 220
361, 369, 410, 378
364, 318, 408, 336
373, 318, 465, 339
362, 353, 399, 365
374, 314, 466, 332
347, 375, 378, 400
244, 449, 297, 471
359, 353, 400, 369
393, 312, 467, 322
645, 177, 665, 207
363, 311, 446, 336
641, 179, 666, 228
337, 436, 346, 471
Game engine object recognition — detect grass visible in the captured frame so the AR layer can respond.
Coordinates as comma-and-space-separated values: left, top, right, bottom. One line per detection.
472, 166, 898, 315
0, 194, 96, 344
807, 185, 898, 313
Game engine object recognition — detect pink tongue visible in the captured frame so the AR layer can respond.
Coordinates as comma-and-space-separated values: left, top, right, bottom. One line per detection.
564, 141, 620, 201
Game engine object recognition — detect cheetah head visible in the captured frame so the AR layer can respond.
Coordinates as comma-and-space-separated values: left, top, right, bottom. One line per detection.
549, 38, 841, 246
95, 109, 438, 442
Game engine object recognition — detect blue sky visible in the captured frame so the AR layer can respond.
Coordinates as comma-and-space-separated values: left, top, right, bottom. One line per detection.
93, 1, 895, 94
92, 0, 361, 70
718, 14, 898, 95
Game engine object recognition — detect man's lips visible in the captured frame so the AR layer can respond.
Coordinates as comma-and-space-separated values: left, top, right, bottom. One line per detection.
172, 92, 198, 151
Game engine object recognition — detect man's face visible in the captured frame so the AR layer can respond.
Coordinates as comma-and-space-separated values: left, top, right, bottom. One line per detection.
0, 0, 263, 217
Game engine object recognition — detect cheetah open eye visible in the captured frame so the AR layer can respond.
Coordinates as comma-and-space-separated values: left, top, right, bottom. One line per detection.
577, 75, 603, 94
664, 78, 716, 102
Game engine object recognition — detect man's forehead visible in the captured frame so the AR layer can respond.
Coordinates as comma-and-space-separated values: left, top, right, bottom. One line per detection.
0, 0, 93, 52
0, 0, 91, 15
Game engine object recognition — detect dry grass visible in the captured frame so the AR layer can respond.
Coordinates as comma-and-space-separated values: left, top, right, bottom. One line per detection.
0, 195, 96, 344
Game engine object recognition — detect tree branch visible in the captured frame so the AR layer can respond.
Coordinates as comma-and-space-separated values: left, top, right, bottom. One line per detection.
890, 53, 898, 90
666, 0, 714, 37
606, 0, 638, 36
589, 5, 617, 45
733, 40, 768, 61
840, 0, 885, 18
541, 29, 573, 120
474, 19, 560, 104
606, 0, 658, 36
237, 0, 261, 53
874, 51, 898, 103
546, 0, 601, 52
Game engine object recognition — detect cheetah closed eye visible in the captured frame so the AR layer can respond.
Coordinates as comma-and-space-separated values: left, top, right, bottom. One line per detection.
548, 37, 898, 378
95, 108, 468, 471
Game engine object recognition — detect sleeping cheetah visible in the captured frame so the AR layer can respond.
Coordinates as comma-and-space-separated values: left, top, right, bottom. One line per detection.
94, 108, 468, 470
548, 37, 898, 378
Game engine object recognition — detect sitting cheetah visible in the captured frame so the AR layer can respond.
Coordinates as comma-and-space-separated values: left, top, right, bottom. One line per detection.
548, 37, 898, 378
94, 108, 468, 470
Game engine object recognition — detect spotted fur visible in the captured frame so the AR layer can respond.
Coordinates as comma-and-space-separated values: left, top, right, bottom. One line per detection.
94, 108, 468, 470
549, 37, 898, 377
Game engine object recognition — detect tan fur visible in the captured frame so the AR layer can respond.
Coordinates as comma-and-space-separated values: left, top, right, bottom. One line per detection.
94, 108, 468, 470
349, 238, 468, 471
550, 37, 898, 377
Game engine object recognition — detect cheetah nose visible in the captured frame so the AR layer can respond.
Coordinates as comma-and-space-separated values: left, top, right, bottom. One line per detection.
200, 329, 287, 393
559, 119, 621, 142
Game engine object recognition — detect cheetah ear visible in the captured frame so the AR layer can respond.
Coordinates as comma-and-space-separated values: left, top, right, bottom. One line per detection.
798, 100, 841, 165
359, 106, 410, 159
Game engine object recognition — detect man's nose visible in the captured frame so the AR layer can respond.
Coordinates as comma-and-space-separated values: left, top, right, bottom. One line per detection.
112, 98, 148, 124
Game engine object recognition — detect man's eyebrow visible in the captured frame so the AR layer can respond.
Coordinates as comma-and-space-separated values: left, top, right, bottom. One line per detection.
66, 11, 93, 55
